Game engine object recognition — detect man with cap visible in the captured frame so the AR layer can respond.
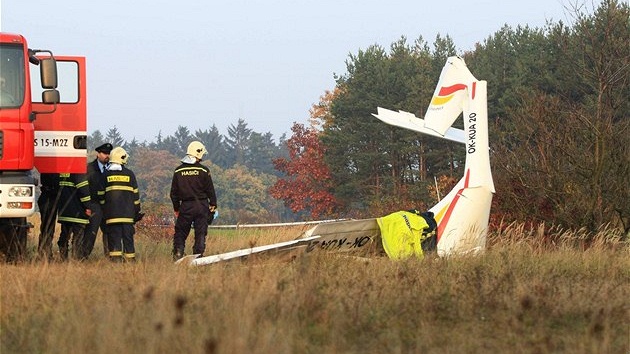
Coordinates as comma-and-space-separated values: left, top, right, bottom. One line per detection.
170, 141, 217, 260
82, 142, 113, 258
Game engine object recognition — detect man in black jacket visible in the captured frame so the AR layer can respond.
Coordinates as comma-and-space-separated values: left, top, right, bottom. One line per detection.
170, 141, 217, 260
57, 172, 92, 260
84, 142, 112, 257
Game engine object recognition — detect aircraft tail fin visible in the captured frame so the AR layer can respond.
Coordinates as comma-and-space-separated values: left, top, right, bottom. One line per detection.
424, 56, 478, 136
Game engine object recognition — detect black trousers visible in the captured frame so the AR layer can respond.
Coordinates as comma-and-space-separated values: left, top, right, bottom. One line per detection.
58, 222, 87, 260
84, 203, 108, 257
37, 191, 59, 259
107, 223, 135, 259
173, 200, 209, 255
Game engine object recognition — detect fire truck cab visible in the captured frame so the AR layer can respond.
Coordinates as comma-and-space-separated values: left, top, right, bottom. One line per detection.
0, 32, 87, 260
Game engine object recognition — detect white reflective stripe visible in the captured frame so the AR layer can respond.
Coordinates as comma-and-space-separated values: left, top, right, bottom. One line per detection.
34, 130, 87, 157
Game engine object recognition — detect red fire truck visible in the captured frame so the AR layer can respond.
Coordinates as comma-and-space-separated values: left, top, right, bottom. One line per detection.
0, 32, 87, 260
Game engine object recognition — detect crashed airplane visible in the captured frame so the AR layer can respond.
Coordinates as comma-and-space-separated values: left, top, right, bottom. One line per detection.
177, 56, 494, 266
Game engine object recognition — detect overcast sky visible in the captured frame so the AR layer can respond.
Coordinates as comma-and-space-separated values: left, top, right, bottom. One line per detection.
1, 0, 594, 143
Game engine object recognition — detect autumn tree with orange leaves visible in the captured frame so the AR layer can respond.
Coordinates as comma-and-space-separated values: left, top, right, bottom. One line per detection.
269, 123, 339, 219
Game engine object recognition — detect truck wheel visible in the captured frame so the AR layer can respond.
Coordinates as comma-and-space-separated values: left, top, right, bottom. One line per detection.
0, 218, 28, 262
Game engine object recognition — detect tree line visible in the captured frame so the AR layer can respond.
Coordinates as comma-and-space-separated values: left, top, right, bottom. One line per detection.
89, 0, 629, 236
87, 119, 296, 225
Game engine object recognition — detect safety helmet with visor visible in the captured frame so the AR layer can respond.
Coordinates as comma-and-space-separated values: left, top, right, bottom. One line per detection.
109, 147, 129, 165
187, 141, 207, 160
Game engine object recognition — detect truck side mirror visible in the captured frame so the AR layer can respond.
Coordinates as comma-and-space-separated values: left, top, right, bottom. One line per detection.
42, 89, 60, 104
40, 58, 58, 89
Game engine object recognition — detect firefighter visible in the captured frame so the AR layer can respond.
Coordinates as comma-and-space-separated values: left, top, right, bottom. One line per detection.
85, 142, 112, 257
99, 147, 142, 263
57, 173, 92, 260
170, 141, 217, 261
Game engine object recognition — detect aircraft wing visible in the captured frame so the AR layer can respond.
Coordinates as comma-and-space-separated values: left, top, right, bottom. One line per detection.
372, 107, 466, 144
179, 219, 382, 266
301, 218, 380, 253
186, 236, 321, 266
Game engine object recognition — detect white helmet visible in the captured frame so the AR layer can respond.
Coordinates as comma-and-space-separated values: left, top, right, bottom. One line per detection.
109, 147, 128, 165
186, 141, 207, 160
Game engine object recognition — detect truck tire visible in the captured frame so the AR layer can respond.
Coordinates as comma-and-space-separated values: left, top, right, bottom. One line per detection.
0, 218, 28, 262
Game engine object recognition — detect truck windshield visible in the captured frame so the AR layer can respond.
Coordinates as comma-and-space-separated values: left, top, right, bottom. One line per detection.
0, 44, 25, 108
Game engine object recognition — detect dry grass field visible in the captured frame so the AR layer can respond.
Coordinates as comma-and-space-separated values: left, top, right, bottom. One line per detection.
1, 216, 628, 354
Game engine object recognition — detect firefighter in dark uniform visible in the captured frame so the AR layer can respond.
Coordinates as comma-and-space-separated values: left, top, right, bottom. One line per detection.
170, 141, 217, 260
37, 173, 60, 260
99, 147, 142, 262
85, 142, 112, 257
57, 172, 92, 260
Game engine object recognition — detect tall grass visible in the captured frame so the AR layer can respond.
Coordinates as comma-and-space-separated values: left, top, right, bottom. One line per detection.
1, 220, 628, 354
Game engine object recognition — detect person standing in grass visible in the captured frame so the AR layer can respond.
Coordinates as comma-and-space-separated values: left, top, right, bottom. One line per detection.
100, 147, 142, 263
57, 172, 92, 260
37, 173, 60, 260
85, 142, 113, 257
170, 141, 217, 261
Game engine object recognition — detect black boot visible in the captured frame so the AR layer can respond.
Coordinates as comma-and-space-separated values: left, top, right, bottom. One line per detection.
109, 256, 124, 263
172, 249, 184, 261
59, 247, 69, 261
